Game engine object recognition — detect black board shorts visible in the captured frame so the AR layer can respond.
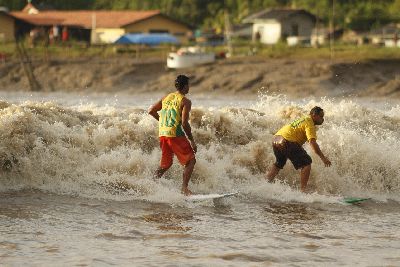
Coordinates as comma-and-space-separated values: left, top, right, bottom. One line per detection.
272, 135, 312, 170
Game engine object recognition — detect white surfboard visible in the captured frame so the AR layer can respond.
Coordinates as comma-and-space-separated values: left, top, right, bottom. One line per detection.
186, 192, 239, 202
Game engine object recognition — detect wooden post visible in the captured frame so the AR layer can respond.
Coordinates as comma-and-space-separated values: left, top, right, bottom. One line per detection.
15, 40, 41, 91
330, 0, 335, 60
224, 10, 233, 57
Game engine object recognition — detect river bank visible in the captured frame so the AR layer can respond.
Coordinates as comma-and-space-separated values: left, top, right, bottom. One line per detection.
1, 56, 400, 98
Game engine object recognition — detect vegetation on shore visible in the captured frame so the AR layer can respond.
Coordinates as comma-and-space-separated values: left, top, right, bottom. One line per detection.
1, 0, 400, 32
2, 1, 399, 62
2, 41, 400, 62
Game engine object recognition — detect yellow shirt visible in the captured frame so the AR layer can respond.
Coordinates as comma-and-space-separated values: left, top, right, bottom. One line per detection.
159, 92, 185, 137
275, 116, 317, 145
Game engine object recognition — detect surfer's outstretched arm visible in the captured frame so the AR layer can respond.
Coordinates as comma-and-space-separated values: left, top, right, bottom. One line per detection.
309, 139, 331, 167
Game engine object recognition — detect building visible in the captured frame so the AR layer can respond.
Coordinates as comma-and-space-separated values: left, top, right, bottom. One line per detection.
311, 27, 345, 47
243, 8, 316, 45
4, 2, 192, 44
369, 23, 400, 47
231, 24, 253, 39
0, 9, 15, 42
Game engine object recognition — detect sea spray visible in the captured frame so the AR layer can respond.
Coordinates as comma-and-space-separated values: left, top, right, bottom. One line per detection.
0, 96, 399, 203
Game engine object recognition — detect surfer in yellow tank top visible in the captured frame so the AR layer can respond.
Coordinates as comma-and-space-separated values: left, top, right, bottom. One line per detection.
159, 92, 185, 137
266, 106, 332, 192
148, 75, 197, 196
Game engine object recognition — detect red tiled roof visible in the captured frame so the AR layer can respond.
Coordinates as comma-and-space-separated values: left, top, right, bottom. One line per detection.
10, 10, 161, 28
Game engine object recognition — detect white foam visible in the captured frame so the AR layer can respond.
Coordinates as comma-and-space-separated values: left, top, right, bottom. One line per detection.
0, 93, 399, 203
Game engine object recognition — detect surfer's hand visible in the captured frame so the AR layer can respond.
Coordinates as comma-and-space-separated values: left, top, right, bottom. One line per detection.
322, 156, 331, 167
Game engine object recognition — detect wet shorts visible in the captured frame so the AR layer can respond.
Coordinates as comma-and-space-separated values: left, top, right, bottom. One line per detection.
159, 136, 195, 169
272, 135, 312, 170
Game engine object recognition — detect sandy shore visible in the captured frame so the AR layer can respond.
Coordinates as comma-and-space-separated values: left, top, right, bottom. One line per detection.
1, 56, 400, 98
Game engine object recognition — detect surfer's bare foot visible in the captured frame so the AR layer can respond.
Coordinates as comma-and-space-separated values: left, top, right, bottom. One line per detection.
301, 187, 313, 194
266, 177, 274, 183
181, 187, 193, 196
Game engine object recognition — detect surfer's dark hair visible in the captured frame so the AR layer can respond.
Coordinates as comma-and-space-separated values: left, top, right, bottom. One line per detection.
175, 75, 189, 90
310, 106, 324, 116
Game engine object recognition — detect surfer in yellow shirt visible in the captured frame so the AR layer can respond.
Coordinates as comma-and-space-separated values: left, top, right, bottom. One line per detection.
148, 75, 197, 196
266, 106, 331, 192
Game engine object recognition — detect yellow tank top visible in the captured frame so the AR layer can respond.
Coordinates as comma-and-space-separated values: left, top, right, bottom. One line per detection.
159, 92, 185, 137
275, 116, 317, 145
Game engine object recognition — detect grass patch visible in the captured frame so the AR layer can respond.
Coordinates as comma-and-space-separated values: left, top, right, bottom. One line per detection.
1, 40, 400, 61
0, 41, 173, 60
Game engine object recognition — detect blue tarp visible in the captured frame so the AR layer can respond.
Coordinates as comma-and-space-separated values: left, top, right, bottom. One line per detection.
115, 33, 179, 45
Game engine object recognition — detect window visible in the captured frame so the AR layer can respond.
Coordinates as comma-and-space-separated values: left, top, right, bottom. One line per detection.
291, 24, 299, 36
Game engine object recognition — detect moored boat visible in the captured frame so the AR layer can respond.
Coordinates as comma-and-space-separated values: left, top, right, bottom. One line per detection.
167, 46, 215, 69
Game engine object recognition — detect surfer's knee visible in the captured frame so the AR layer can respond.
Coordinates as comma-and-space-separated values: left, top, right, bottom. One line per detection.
300, 164, 311, 176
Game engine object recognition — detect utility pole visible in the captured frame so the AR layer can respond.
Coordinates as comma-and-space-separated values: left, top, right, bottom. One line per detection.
315, 7, 320, 48
224, 9, 233, 57
91, 12, 97, 44
330, 0, 335, 60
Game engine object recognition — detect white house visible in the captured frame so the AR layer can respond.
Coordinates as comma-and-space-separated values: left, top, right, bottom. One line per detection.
243, 8, 316, 45
369, 23, 400, 47
9, 2, 192, 44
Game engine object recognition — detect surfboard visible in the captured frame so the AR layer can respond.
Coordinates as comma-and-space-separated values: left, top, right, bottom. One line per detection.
186, 192, 239, 202
341, 197, 371, 204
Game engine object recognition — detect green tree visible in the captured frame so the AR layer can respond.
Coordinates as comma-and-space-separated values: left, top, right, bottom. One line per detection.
390, 0, 400, 21
0, 0, 27, 10
1, 0, 398, 31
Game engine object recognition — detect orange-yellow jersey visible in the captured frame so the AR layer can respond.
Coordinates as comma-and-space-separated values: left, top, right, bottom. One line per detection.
275, 116, 317, 145
159, 92, 185, 137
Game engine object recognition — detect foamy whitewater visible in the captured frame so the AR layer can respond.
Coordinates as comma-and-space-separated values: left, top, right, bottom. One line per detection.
0, 91, 399, 266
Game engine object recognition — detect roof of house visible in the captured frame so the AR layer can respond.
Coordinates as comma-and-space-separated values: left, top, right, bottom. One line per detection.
0, 10, 15, 19
10, 9, 162, 28
243, 8, 316, 23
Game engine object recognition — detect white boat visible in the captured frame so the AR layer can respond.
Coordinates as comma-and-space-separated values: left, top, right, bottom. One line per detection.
167, 46, 215, 69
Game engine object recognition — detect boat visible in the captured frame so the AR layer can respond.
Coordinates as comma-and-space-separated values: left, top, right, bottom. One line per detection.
167, 46, 215, 69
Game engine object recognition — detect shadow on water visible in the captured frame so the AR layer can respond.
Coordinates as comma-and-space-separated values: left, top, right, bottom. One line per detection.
140, 198, 238, 234
263, 202, 323, 232
142, 203, 194, 233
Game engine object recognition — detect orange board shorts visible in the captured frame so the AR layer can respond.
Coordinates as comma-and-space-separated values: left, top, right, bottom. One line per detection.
159, 136, 195, 169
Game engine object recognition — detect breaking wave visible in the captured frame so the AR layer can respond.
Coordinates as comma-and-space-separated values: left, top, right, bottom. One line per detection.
0, 94, 399, 203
